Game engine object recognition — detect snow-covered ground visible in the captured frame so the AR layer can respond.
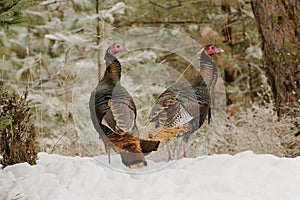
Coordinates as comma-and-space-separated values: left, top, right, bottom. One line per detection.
0, 151, 299, 200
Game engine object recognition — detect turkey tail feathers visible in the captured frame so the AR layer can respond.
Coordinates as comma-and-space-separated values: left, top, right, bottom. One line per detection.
120, 151, 147, 168
140, 140, 160, 155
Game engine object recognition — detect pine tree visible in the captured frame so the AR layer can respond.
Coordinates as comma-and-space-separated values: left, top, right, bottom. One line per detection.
251, 0, 300, 117
0, 0, 41, 26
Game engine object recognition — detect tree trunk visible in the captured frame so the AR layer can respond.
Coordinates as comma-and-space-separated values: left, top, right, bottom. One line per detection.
251, 0, 300, 117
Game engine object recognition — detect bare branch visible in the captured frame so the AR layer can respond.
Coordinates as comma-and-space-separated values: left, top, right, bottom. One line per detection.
149, 0, 182, 9
95, 0, 102, 82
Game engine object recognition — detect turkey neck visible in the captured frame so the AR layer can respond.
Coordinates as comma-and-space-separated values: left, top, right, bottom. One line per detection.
200, 50, 213, 63
200, 51, 218, 86
102, 51, 122, 84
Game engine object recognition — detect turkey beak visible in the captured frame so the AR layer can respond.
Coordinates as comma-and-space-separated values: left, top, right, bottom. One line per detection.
217, 48, 224, 53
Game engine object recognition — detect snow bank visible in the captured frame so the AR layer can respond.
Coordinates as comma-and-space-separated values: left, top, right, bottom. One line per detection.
1, 151, 300, 200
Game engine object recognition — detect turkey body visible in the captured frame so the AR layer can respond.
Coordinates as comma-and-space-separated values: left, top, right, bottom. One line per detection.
89, 44, 158, 168
147, 65, 210, 159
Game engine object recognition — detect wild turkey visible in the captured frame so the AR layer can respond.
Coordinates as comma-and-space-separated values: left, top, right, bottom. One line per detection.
145, 44, 224, 160
145, 60, 210, 160
199, 44, 224, 121
89, 43, 159, 168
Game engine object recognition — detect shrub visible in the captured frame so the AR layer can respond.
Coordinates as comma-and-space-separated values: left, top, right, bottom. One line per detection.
0, 81, 38, 168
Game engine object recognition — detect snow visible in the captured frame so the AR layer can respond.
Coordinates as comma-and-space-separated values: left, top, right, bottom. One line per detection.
1, 151, 300, 200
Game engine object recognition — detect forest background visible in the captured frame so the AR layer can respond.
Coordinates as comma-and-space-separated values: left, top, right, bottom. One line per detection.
0, 0, 299, 166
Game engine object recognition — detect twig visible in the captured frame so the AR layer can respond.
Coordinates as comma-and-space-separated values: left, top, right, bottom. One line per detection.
33, 71, 61, 88
40, 0, 58, 6
237, 0, 246, 42
248, 62, 254, 102
149, 0, 181, 9
96, 0, 102, 82
115, 20, 209, 27
51, 131, 68, 153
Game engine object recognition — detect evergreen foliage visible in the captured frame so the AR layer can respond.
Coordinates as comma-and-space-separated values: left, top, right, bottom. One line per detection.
0, 0, 41, 26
